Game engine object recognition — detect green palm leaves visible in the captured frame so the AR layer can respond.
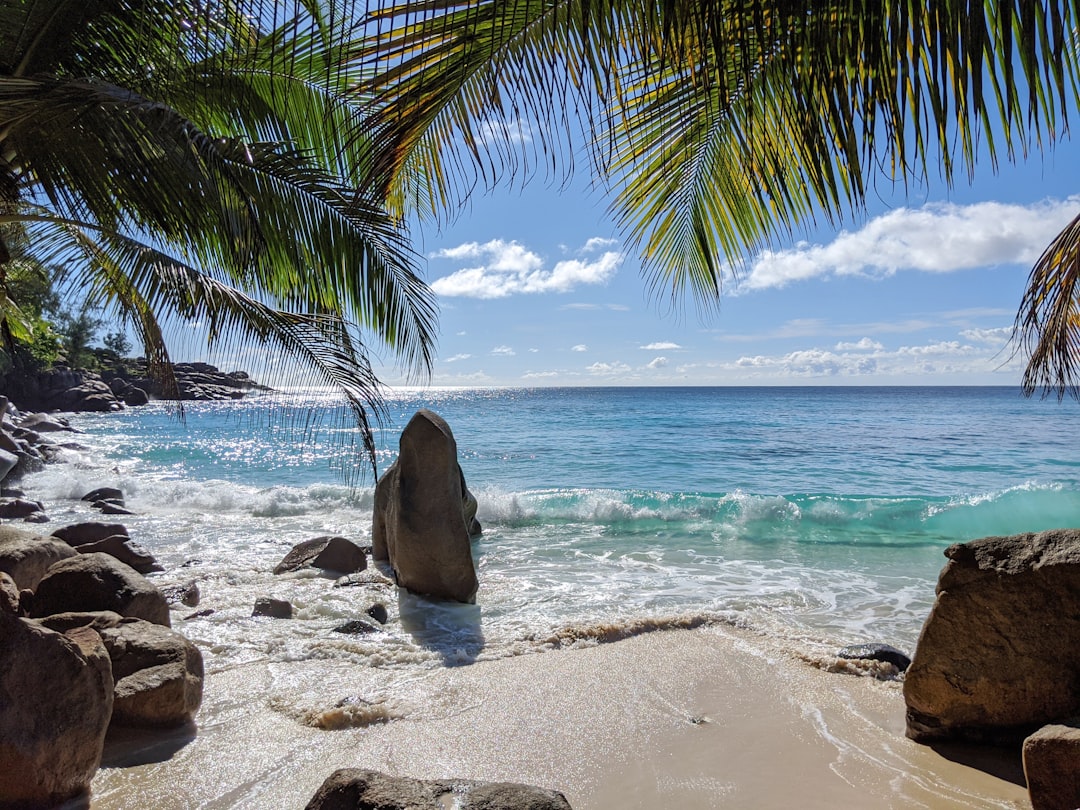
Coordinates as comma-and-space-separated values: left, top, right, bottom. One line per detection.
0, 0, 437, 477
355, 0, 1080, 390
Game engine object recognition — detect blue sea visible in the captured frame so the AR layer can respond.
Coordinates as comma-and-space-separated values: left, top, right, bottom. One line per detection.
21, 385, 1080, 672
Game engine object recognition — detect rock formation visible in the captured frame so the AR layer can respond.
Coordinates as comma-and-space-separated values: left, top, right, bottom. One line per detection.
304, 769, 573, 810
904, 529, 1080, 743
0, 580, 114, 808
372, 410, 479, 603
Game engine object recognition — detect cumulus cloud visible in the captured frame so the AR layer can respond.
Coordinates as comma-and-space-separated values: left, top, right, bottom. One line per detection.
571, 344, 588, 352
640, 341, 682, 350
834, 338, 883, 351
733, 197, 1080, 292
587, 361, 631, 375
490, 345, 516, 356
960, 326, 1013, 345
430, 239, 623, 299
581, 237, 620, 253
647, 357, 669, 369
522, 370, 559, 379
444, 353, 472, 363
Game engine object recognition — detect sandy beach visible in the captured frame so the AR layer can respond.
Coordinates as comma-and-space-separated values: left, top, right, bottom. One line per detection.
88, 622, 1029, 809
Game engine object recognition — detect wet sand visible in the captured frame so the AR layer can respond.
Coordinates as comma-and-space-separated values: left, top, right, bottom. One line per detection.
89, 624, 1030, 809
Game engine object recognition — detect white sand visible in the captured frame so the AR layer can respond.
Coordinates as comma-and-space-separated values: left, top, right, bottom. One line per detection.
89, 625, 1030, 809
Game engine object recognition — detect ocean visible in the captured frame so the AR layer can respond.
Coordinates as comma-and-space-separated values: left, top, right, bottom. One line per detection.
19, 385, 1080, 680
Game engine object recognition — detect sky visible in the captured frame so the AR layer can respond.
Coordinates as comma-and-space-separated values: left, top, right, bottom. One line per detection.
362, 134, 1080, 389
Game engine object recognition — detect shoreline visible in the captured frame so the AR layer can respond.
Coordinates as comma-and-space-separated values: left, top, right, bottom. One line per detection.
87, 623, 1029, 809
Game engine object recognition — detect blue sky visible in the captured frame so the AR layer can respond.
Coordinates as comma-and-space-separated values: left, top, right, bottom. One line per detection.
367, 135, 1080, 388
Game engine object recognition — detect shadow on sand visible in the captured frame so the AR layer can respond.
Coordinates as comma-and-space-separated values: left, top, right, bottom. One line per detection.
100, 721, 198, 768
929, 740, 1027, 788
397, 589, 485, 667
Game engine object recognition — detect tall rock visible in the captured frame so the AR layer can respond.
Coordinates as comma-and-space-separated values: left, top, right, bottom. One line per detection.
372, 410, 478, 603
904, 529, 1080, 744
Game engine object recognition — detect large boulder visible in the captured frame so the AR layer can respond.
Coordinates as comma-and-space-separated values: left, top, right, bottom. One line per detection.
305, 769, 572, 810
52, 521, 130, 547
904, 529, 1080, 744
0, 605, 114, 808
372, 410, 478, 603
273, 536, 367, 575
0, 525, 78, 589
29, 552, 171, 626
97, 619, 204, 728
75, 535, 162, 574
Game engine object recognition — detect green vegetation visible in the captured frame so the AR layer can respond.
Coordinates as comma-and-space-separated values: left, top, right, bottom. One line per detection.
0, 0, 437, 474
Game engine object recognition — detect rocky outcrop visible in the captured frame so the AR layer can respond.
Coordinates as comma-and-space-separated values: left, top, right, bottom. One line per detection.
0, 525, 78, 589
0, 590, 114, 809
372, 410, 479, 604
1024, 722, 1080, 810
52, 521, 130, 547
904, 529, 1080, 744
273, 536, 367, 575
304, 769, 573, 810
101, 360, 272, 403
253, 597, 293, 619
28, 553, 171, 627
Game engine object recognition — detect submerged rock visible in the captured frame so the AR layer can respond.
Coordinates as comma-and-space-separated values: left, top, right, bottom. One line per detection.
904, 529, 1080, 744
253, 597, 293, 619
372, 410, 478, 604
837, 643, 910, 672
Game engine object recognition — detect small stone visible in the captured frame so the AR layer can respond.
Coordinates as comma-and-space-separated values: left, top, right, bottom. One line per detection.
366, 603, 389, 625
334, 570, 394, 588
161, 581, 200, 608
81, 487, 124, 505
332, 618, 380, 635
183, 609, 215, 620
253, 597, 293, 619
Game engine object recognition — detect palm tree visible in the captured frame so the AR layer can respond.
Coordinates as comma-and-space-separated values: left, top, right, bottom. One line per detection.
0, 0, 438, 476
352, 0, 1080, 396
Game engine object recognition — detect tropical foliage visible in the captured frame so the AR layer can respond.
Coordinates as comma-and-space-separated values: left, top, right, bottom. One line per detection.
0, 0, 438, 474
353, 0, 1080, 396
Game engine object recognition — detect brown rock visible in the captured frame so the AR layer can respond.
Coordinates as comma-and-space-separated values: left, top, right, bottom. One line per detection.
904, 529, 1080, 743
34, 610, 125, 634
0, 525, 78, 589
52, 521, 129, 547
0, 571, 19, 614
81, 487, 124, 505
304, 769, 572, 810
161, 580, 201, 607
334, 570, 394, 588
75, 535, 162, 574
97, 619, 203, 728
371, 410, 478, 603
273, 536, 367, 575
29, 553, 171, 627
253, 597, 293, 619
0, 497, 45, 519
0, 616, 113, 808
1024, 722, 1080, 810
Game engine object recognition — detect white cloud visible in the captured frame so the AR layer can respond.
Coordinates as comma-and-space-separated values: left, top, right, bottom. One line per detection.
571, 344, 588, 352
587, 361, 631, 375
960, 326, 1012, 345
491, 345, 516, 356
474, 118, 533, 146
834, 338, 883, 351
640, 341, 682, 350
430, 239, 623, 299
733, 197, 1080, 292
445, 353, 472, 363
581, 237, 620, 253
522, 370, 559, 379
529, 348, 540, 353
647, 356, 669, 369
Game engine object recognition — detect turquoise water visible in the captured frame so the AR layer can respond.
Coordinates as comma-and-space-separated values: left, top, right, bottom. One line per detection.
23, 386, 1080, 664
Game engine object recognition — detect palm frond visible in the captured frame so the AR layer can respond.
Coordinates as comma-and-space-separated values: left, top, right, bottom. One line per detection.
1015, 213, 1080, 400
